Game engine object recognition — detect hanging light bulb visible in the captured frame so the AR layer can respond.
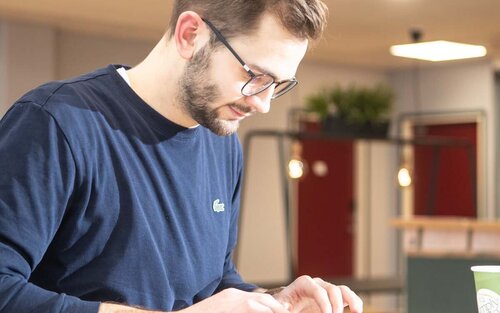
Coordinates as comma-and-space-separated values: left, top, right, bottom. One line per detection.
288, 141, 307, 179
398, 166, 412, 187
288, 159, 305, 179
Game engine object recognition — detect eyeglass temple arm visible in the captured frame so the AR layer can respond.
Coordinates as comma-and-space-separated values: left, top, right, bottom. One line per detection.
201, 18, 255, 77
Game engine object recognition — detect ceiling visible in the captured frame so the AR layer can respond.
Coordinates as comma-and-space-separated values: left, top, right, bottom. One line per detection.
1, 0, 500, 70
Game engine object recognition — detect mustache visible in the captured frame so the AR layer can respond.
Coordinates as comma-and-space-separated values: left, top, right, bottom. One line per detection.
228, 103, 254, 114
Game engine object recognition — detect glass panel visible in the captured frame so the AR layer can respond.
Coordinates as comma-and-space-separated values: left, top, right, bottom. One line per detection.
243, 74, 274, 95
273, 80, 297, 98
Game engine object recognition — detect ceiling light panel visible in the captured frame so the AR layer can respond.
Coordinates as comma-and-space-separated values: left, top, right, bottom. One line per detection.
390, 40, 487, 62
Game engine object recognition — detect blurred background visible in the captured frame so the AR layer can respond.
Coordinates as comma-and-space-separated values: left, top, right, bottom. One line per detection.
1, 1, 500, 312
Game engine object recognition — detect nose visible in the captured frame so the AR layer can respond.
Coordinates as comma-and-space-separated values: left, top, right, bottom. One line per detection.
244, 87, 274, 114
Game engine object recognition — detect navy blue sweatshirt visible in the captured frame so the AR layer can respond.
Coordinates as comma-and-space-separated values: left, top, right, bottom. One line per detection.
0, 65, 256, 313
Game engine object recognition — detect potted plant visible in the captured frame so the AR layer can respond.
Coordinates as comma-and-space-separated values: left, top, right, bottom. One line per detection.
305, 84, 394, 138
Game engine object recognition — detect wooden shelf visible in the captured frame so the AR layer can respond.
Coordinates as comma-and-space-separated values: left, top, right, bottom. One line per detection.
391, 217, 500, 256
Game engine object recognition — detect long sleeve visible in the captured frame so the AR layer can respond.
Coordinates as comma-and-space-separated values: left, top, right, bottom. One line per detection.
0, 102, 100, 313
215, 143, 257, 293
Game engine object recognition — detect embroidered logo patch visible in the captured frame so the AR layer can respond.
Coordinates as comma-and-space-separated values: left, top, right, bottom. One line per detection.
212, 199, 225, 213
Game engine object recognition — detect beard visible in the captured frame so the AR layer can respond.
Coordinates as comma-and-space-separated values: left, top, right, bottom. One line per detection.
177, 45, 248, 136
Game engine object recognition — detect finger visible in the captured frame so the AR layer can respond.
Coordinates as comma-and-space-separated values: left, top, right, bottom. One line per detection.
339, 285, 363, 313
246, 300, 278, 313
313, 278, 343, 313
301, 277, 332, 313
256, 293, 291, 313
314, 280, 364, 313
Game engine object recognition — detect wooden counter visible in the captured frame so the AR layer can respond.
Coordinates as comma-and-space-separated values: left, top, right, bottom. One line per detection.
392, 217, 500, 313
391, 217, 500, 256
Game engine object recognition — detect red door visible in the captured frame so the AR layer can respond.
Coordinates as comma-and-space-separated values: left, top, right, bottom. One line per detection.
413, 123, 477, 217
297, 123, 354, 278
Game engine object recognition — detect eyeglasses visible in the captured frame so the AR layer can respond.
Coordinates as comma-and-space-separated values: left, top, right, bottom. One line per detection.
202, 18, 298, 100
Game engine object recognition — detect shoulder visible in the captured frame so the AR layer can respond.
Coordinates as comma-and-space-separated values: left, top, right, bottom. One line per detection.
11, 65, 129, 134
3, 65, 131, 161
18, 66, 112, 106
17, 66, 118, 115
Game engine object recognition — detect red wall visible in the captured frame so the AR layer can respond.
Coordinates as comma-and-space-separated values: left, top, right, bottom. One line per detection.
413, 123, 477, 217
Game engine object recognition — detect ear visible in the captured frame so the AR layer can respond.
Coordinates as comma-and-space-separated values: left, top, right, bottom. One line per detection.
174, 11, 208, 60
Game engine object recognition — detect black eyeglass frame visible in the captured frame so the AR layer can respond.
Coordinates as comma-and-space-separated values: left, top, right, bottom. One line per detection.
202, 18, 298, 100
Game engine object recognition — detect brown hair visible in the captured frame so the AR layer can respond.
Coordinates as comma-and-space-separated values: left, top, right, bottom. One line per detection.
167, 0, 328, 42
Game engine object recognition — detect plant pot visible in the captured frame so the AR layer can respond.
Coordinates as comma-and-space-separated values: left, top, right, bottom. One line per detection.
322, 115, 389, 139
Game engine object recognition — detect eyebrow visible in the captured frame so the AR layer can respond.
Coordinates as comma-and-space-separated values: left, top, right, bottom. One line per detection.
247, 63, 280, 81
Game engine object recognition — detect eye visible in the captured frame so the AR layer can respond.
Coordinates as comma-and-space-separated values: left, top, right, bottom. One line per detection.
241, 70, 251, 80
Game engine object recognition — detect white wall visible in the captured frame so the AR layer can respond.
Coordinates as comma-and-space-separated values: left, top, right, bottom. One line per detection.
0, 21, 56, 115
56, 31, 152, 79
356, 141, 399, 309
495, 74, 500, 216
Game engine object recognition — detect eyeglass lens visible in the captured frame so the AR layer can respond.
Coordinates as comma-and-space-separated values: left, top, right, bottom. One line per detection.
242, 75, 297, 99
273, 81, 297, 98
242, 75, 274, 95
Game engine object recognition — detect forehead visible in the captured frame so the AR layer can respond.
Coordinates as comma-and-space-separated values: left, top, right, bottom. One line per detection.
227, 13, 309, 80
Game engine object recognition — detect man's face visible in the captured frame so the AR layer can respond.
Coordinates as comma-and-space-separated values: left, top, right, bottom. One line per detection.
177, 13, 309, 136
177, 44, 250, 136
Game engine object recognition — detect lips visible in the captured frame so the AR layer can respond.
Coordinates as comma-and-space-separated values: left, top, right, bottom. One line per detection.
230, 106, 245, 118
228, 104, 252, 119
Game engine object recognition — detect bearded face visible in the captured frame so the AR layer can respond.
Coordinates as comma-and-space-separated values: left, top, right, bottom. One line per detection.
177, 45, 251, 136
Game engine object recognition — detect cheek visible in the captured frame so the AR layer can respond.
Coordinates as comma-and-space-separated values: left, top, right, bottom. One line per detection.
210, 53, 248, 99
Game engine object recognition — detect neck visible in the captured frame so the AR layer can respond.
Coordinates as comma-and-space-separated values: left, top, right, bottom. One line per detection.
127, 36, 198, 128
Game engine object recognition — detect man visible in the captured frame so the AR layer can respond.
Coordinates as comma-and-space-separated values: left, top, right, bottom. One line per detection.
0, 1, 363, 312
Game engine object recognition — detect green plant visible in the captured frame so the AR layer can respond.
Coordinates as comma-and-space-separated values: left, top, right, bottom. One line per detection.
306, 84, 394, 126
304, 90, 331, 120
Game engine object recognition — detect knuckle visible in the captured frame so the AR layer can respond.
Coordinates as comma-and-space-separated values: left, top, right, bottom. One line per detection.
338, 284, 350, 291
300, 274, 312, 280
330, 285, 343, 296
324, 284, 338, 293
314, 284, 329, 296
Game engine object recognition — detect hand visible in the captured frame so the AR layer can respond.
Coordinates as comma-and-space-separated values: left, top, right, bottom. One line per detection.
183, 288, 290, 313
271, 276, 363, 313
